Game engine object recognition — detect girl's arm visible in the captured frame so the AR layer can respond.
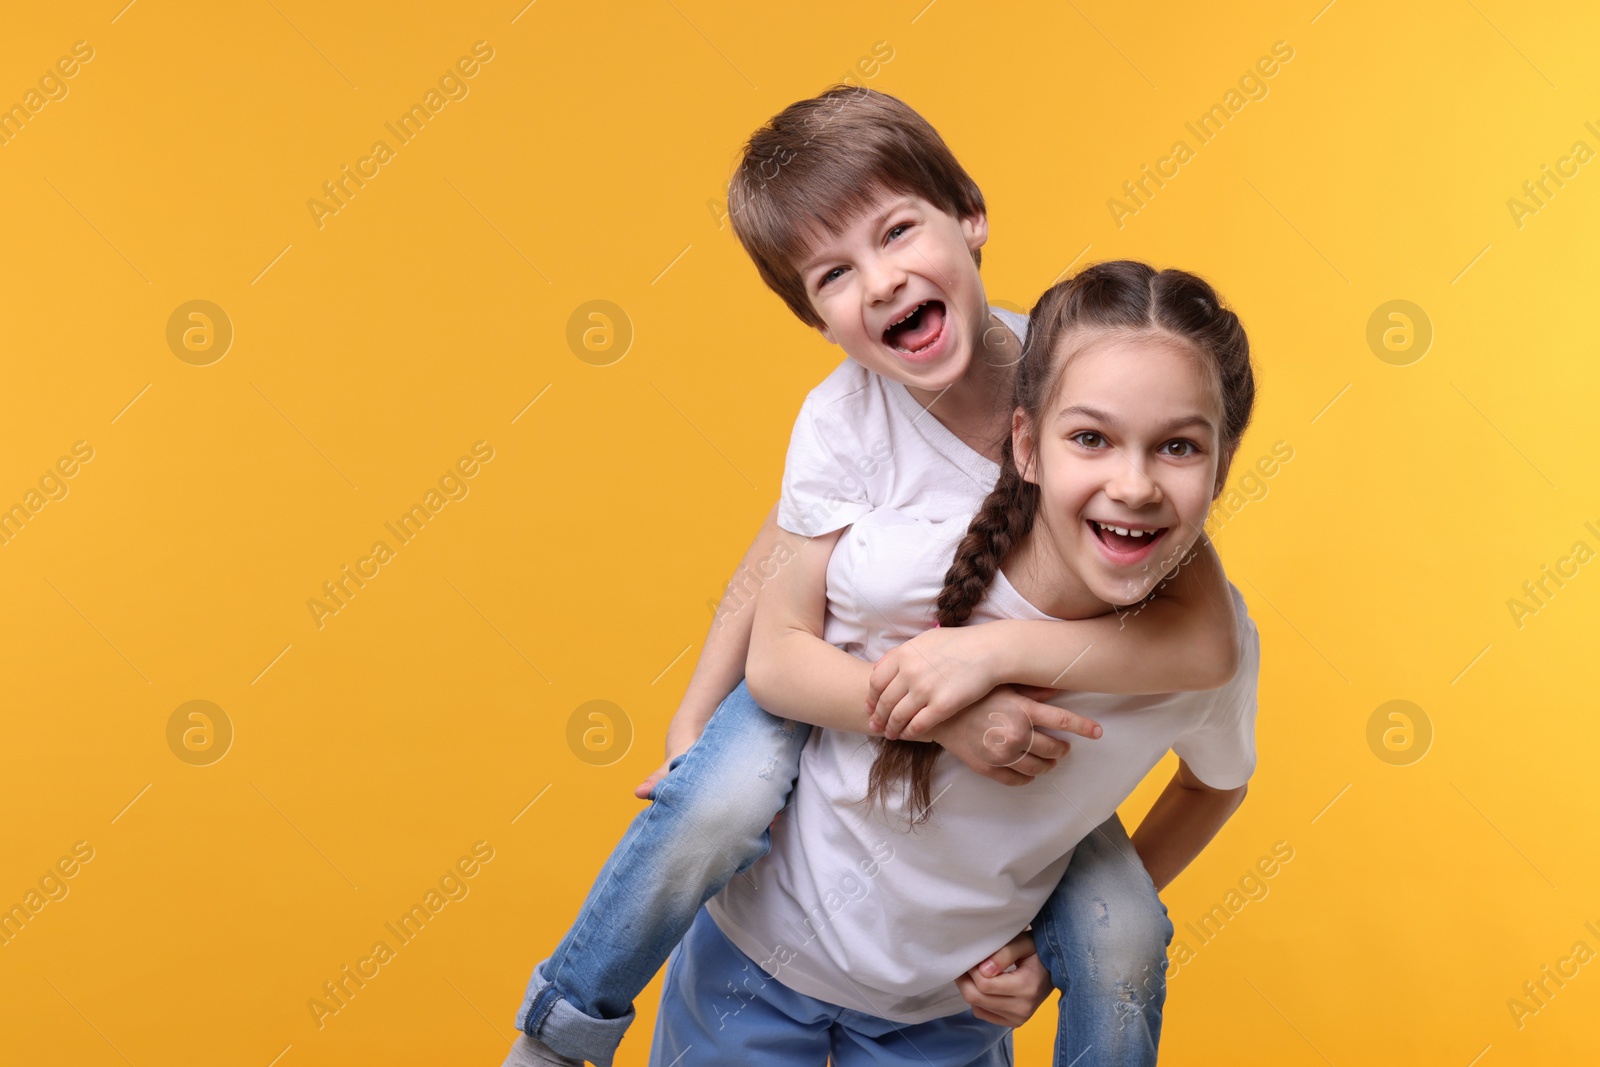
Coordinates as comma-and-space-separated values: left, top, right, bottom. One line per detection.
1129, 759, 1249, 891
956, 929, 1053, 1027
870, 536, 1241, 740
746, 526, 1100, 774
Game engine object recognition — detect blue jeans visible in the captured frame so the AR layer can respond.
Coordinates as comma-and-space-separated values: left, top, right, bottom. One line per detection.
515, 680, 1172, 1066
651, 907, 1013, 1066
1032, 814, 1174, 1066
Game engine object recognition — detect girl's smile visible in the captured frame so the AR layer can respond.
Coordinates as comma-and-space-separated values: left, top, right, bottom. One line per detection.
1086, 519, 1170, 567
1007, 335, 1229, 617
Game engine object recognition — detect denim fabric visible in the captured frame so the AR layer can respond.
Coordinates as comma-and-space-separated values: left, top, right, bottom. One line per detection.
516, 681, 1173, 1067
650, 908, 1014, 1067
1033, 813, 1174, 1067
515, 680, 810, 1066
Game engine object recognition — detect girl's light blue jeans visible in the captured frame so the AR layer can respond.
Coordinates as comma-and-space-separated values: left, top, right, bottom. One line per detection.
650, 906, 1014, 1066
513, 680, 1173, 1067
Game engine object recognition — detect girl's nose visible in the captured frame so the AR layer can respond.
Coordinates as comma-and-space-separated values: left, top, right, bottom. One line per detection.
1106, 458, 1162, 507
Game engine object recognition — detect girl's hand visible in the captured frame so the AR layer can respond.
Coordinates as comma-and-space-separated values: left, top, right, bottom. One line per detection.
868, 625, 1007, 740
956, 928, 1053, 1027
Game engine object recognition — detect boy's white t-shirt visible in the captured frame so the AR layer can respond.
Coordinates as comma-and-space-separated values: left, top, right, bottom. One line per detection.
707, 308, 1261, 1024
773, 307, 1028, 538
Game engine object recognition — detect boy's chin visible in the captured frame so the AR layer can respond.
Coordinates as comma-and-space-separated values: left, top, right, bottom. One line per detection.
853, 342, 968, 390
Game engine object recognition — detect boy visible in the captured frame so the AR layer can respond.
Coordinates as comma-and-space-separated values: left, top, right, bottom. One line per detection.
506, 87, 1240, 1067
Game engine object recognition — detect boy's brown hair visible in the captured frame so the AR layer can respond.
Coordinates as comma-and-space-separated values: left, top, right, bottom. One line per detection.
728, 87, 986, 328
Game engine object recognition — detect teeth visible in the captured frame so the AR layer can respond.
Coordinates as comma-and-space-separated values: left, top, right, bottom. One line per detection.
888, 302, 926, 329
1096, 522, 1155, 538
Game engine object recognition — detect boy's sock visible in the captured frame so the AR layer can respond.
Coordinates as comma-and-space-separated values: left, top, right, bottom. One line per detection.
500, 1033, 585, 1067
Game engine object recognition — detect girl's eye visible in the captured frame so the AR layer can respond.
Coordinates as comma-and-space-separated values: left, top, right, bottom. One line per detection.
1070, 431, 1106, 449
1160, 439, 1198, 457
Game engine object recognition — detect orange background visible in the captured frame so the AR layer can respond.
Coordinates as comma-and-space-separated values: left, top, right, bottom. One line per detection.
1, 2, 1597, 1065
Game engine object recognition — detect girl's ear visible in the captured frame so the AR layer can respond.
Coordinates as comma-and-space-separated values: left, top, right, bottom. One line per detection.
961, 212, 989, 254
1012, 407, 1039, 485
1211, 445, 1237, 500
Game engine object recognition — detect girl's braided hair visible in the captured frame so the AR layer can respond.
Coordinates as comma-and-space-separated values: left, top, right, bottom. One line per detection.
865, 261, 1255, 823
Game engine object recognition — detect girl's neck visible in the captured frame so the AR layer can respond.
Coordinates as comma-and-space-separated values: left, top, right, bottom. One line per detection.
1003, 524, 1116, 622
903, 311, 1020, 463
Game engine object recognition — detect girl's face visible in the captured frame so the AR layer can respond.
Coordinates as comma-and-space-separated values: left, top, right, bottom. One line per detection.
1015, 333, 1228, 609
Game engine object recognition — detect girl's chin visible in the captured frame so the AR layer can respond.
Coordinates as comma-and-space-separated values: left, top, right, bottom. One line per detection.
1084, 568, 1168, 607
1096, 587, 1156, 610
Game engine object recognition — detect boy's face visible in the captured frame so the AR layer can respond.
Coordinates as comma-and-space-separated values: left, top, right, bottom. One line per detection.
795, 193, 990, 393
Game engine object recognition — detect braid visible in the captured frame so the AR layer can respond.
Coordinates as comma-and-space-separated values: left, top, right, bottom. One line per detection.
936, 442, 1039, 626
860, 259, 1255, 827
865, 434, 1042, 824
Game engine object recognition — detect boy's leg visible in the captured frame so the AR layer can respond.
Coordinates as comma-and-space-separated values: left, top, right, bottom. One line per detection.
649, 908, 832, 1067
1032, 814, 1174, 1067
512, 681, 811, 1067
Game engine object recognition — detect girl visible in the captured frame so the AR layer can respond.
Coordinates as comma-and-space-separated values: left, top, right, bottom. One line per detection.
652, 261, 1261, 1065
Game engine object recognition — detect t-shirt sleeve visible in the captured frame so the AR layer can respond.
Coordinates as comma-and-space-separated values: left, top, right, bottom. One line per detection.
777, 381, 877, 537
1170, 621, 1261, 790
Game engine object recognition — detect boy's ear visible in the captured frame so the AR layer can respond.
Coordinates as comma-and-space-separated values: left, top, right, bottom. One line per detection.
818, 322, 836, 345
1012, 407, 1039, 485
961, 212, 989, 254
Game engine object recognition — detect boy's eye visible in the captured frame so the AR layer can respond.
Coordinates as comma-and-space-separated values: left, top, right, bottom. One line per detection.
1070, 431, 1106, 449
1160, 439, 1199, 457
886, 222, 911, 241
818, 266, 846, 288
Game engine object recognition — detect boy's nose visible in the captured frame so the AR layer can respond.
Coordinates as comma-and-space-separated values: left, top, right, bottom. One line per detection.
861, 255, 906, 304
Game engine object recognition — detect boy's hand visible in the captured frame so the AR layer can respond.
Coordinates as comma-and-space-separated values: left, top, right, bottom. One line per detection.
868, 626, 1003, 740
925, 685, 1100, 786
633, 711, 706, 799
633, 758, 678, 800
956, 928, 1053, 1027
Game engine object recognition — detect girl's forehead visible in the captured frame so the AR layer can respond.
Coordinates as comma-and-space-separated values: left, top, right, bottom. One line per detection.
1051, 335, 1223, 426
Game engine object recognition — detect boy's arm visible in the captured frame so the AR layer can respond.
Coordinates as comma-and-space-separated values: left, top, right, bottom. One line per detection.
745, 525, 892, 732
746, 525, 1100, 771
1128, 759, 1249, 891
870, 537, 1241, 740
634, 504, 780, 798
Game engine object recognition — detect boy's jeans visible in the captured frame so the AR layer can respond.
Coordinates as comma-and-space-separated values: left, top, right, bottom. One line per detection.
514, 680, 1173, 1067
1034, 814, 1174, 1066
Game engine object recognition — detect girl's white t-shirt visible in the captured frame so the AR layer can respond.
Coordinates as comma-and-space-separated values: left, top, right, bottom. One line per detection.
708, 309, 1261, 1024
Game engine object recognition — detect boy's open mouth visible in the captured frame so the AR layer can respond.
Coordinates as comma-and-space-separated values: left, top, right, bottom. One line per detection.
1088, 520, 1168, 556
882, 300, 947, 354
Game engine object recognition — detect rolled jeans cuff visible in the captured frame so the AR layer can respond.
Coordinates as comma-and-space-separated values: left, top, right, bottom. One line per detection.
518, 960, 634, 1067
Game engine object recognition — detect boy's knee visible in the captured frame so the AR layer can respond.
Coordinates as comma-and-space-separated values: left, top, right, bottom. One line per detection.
1068, 893, 1174, 993
648, 782, 780, 882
